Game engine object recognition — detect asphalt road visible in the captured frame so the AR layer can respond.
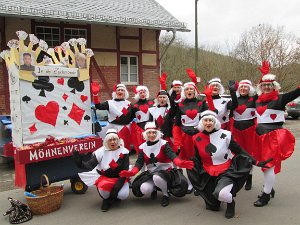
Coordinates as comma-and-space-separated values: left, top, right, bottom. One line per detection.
0, 119, 300, 225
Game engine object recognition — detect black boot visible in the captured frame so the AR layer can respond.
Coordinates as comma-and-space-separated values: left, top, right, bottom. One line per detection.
161, 195, 169, 207
254, 192, 270, 207
101, 199, 111, 212
245, 175, 252, 190
225, 200, 235, 219
258, 188, 275, 198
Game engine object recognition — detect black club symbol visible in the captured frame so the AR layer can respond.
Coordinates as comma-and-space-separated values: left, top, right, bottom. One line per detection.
67, 77, 84, 94
32, 76, 54, 97
149, 153, 158, 166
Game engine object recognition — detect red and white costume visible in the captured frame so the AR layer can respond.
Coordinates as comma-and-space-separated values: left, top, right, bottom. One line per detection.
95, 84, 134, 151
230, 80, 257, 156
131, 86, 154, 154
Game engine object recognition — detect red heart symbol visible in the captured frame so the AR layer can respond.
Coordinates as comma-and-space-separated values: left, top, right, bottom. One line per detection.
57, 78, 64, 85
270, 114, 277, 120
156, 115, 164, 127
139, 104, 149, 114
251, 111, 255, 116
137, 114, 141, 120
235, 104, 247, 115
80, 95, 88, 102
186, 109, 198, 120
122, 107, 128, 116
256, 105, 267, 116
35, 101, 59, 127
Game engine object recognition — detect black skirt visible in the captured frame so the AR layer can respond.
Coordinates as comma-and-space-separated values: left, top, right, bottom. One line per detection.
132, 168, 188, 198
187, 154, 252, 209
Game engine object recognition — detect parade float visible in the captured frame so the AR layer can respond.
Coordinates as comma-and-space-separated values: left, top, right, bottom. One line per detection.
0, 31, 102, 193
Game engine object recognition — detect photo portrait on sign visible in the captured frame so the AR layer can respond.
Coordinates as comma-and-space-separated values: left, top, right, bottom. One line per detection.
75, 52, 87, 69
20, 52, 35, 71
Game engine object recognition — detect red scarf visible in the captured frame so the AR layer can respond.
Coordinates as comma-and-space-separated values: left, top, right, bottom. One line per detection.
257, 91, 279, 103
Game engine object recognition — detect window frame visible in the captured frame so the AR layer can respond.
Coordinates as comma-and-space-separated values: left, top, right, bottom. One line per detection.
35, 26, 60, 47
120, 55, 139, 85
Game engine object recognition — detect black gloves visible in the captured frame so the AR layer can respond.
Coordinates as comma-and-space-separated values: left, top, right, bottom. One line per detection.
253, 158, 273, 168
228, 80, 237, 92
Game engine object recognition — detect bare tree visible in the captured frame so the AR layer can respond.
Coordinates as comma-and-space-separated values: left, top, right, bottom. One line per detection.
232, 24, 300, 90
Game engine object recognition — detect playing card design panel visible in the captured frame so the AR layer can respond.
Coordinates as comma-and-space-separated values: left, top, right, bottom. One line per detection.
20, 77, 92, 144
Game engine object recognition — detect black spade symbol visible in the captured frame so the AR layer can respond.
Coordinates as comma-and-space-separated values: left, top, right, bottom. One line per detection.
64, 120, 69, 125
205, 143, 217, 156
22, 95, 31, 103
220, 133, 227, 139
221, 100, 226, 104
195, 136, 202, 142
32, 76, 54, 97
222, 116, 227, 121
149, 153, 158, 166
224, 153, 228, 159
62, 106, 67, 111
67, 77, 84, 94
84, 115, 91, 122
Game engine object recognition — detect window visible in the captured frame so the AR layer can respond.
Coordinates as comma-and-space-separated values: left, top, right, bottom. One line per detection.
120, 56, 138, 84
35, 26, 60, 47
64, 28, 87, 41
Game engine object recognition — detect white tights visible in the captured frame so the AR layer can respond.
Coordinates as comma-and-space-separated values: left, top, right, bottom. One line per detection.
263, 167, 275, 194
140, 175, 169, 196
98, 182, 129, 200
218, 184, 233, 203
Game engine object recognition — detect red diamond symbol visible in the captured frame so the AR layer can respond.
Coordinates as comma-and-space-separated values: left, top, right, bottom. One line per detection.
62, 93, 68, 102
29, 123, 37, 134
109, 159, 118, 170
68, 103, 85, 125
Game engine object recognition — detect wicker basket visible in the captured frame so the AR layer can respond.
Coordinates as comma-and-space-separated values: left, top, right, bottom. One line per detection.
25, 174, 64, 215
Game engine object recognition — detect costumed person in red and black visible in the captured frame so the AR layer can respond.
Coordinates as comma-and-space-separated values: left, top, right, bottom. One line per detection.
228, 79, 257, 190
91, 82, 134, 151
149, 72, 176, 147
131, 85, 154, 154
73, 129, 130, 211
119, 122, 194, 207
169, 79, 183, 103
253, 61, 300, 207
208, 78, 232, 130
172, 69, 215, 193
187, 110, 272, 218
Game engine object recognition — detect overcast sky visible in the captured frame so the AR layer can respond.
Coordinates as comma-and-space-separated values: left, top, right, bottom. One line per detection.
156, 0, 300, 52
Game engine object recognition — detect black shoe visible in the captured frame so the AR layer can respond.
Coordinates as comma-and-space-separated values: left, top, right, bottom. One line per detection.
254, 192, 270, 207
101, 199, 111, 212
194, 189, 201, 196
151, 190, 157, 200
161, 195, 169, 207
225, 200, 235, 219
258, 188, 275, 198
205, 203, 220, 211
186, 188, 193, 194
245, 175, 252, 191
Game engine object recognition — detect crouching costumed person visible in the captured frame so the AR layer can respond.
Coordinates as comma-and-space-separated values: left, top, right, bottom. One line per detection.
73, 129, 129, 211
120, 122, 194, 207
187, 110, 271, 218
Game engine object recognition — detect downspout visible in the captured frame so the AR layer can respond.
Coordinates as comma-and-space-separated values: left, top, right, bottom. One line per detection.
159, 30, 176, 75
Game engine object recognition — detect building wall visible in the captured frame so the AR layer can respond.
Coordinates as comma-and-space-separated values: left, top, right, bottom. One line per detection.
0, 17, 160, 114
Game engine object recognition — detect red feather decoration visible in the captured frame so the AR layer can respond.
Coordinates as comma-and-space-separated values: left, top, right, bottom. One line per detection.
133, 86, 137, 94
186, 68, 197, 84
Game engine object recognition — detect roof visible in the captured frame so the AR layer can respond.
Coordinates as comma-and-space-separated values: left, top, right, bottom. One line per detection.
0, 0, 189, 32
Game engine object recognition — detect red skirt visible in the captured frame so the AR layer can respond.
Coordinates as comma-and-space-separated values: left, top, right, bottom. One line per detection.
256, 128, 295, 174
232, 125, 257, 157
180, 133, 194, 160
130, 122, 144, 154
94, 176, 119, 192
